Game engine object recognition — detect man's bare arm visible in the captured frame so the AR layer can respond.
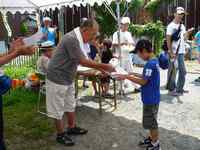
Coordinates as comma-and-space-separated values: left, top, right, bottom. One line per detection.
0, 43, 36, 66
166, 35, 174, 58
0, 51, 19, 66
79, 57, 115, 73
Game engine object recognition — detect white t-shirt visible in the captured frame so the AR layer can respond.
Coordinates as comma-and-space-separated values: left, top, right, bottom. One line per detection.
166, 22, 186, 54
74, 27, 90, 59
112, 31, 135, 45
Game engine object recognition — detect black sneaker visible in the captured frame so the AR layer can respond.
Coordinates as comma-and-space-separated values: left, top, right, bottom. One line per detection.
134, 88, 141, 93
138, 137, 152, 148
146, 142, 161, 150
66, 126, 88, 135
56, 133, 75, 146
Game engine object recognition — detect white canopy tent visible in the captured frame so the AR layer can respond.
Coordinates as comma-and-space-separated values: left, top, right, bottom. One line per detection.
0, 0, 39, 37
31, 0, 131, 10
0, 0, 38, 14
30, 0, 132, 94
0, 0, 131, 36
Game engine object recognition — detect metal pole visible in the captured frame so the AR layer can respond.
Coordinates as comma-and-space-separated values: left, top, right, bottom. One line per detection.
116, 0, 123, 95
2, 10, 12, 51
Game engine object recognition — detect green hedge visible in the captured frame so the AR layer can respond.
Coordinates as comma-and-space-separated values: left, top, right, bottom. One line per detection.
129, 21, 165, 55
4, 66, 35, 79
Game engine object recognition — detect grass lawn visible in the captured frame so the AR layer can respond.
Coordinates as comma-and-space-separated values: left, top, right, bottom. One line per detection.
3, 88, 55, 150
2, 65, 61, 149
2, 65, 90, 150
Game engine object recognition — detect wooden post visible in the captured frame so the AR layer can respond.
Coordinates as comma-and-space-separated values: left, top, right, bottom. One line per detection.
58, 6, 65, 38
97, 77, 102, 114
113, 79, 117, 109
75, 74, 79, 99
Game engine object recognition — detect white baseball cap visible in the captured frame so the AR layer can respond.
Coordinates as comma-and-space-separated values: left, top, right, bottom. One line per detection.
121, 17, 131, 24
43, 17, 52, 22
176, 7, 186, 15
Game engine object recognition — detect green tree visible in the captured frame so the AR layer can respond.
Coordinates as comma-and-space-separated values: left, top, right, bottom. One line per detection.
145, 0, 175, 15
94, 0, 145, 36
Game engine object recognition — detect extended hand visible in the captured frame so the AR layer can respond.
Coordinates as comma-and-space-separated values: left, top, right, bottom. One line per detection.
169, 52, 175, 59
10, 38, 37, 56
10, 38, 24, 51
106, 64, 116, 73
16, 45, 37, 56
187, 27, 195, 34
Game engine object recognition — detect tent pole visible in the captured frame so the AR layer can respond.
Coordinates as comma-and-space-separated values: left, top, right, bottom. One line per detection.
2, 10, 12, 51
36, 9, 41, 29
116, 0, 123, 95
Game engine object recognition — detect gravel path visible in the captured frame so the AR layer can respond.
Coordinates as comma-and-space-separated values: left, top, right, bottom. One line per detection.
49, 63, 200, 150
8, 62, 200, 150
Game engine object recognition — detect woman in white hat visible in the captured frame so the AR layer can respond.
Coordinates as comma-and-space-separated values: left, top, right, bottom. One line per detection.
112, 17, 137, 92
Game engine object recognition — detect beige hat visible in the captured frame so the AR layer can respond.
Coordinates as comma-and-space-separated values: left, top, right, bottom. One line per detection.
121, 17, 131, 24
176, 7, 186, 15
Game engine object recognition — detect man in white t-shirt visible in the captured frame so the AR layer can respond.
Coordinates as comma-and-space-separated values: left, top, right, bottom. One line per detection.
166, 7, 193, 96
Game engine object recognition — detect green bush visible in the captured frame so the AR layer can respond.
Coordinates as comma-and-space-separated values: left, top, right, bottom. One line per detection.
3, 66, 35, 79
129, 21, 165, 55
20, 22, 28, 36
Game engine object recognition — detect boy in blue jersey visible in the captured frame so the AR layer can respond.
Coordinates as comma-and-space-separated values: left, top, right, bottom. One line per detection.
115, 39, 161, 150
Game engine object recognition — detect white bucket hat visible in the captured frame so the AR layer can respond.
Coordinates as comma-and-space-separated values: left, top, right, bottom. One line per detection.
121, 17, 131, 24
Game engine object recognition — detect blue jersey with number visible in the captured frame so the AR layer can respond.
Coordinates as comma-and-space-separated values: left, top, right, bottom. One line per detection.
141, 58, 160, 104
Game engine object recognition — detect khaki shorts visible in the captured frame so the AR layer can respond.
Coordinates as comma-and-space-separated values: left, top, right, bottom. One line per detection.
46, 79, 76, 120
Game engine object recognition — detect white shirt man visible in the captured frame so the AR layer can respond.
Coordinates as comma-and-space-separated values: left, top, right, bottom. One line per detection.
166, 7, 193, 95
167, 22, 186, 54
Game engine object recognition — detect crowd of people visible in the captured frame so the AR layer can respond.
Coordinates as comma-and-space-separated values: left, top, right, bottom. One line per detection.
1, 6, 200, 150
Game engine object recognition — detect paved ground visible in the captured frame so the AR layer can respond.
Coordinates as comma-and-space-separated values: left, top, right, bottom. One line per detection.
6, 61, 200, 150
47, 62, 200, 150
